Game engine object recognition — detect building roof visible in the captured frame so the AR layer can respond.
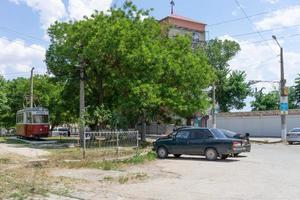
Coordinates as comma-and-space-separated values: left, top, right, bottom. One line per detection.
216, 109, 300, 117
160, 14, 206, 32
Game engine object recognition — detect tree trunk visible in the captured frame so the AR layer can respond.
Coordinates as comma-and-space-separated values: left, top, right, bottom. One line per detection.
186, 116, 193, 126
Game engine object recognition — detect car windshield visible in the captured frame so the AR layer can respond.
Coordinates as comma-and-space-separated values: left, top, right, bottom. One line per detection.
291, 128, 300, 132
210, 129, 227, 139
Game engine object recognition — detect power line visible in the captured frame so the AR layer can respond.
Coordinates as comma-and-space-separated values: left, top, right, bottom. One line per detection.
243, 56, 278, 69
230, 23, 300, 38
208, 3, 300, 28
208, 11, 269, 27
0, 26, 47, 44
234, 0, 277, 54
245, 33, 300, 45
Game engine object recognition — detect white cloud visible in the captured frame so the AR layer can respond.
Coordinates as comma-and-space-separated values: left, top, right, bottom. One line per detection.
263, 0, 279, 4
220, 35, 300, 111
9, 0, 67, 31
221, 35, 300, 88
0, 38, 46, 79
255, 6, 300, 30
67, 0, 113, 20
9, 0, 113, 38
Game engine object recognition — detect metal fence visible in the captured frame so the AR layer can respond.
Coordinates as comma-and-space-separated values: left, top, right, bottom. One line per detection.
83, 131, 139, 158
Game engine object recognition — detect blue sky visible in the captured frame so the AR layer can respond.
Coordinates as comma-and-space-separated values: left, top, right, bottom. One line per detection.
1, 0, 300, 111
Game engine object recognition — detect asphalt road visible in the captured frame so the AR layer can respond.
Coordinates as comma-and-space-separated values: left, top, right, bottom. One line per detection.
104, 143, 300, 200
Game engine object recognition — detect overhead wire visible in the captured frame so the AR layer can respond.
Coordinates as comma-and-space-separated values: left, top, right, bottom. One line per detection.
0, 26, 47, 44
208, 3, 300, 28
233, 0, 277, 55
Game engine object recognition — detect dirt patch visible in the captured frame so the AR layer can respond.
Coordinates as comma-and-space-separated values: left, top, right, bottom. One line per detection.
0, 143, 49, 158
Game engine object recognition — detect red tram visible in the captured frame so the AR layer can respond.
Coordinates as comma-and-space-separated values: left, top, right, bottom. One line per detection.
16, 107, 49, 138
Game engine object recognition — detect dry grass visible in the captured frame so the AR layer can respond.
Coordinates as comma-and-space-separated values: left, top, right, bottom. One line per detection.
117, 172, 148, 184
46, 147, 156, 170
0, 154, 80, 200
0, 142, 156, 199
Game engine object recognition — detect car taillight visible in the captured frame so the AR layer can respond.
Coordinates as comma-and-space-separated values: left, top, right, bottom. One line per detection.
233, 141, 242, 148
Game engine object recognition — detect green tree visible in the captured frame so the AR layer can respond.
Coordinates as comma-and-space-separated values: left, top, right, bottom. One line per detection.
251, 89, 279, 111
288, 86, 298, 109
205, 39, 251, 112
46, 2, 214, 130
294, 74, 300, 107
0, 76, 10, 128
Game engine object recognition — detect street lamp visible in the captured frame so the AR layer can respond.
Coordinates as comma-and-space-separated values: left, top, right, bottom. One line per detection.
272, 35, 288, 142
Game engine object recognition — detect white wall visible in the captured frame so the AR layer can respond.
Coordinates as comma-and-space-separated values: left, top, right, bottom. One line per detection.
207, 115, 300, 137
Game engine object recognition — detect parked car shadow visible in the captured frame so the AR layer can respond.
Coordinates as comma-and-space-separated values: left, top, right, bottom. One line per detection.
288, 142, 300, 145
166, 156, 240, 162
232, 154, 247, 158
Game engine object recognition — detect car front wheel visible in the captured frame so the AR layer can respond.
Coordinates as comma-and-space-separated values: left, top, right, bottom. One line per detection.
205, 148, 218, 161
157, 146, 168, 159
288, 141, 293, 145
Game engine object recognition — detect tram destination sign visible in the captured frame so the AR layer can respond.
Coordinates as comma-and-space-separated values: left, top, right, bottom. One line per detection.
31, 111, 49, 115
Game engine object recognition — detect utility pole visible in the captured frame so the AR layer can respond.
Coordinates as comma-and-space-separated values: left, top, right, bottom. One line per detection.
29, 67, 35, 108
212, 84, 216, 128
272, 35, 287, 142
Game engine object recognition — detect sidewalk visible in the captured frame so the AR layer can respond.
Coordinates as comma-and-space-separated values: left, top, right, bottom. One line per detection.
250, 137, 282, 144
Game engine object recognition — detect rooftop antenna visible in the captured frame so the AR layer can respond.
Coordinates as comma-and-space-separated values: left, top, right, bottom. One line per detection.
170, 0, 175, 15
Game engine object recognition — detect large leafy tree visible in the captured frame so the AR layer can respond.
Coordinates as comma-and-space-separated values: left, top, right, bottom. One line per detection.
46, 2, 214, 129
0, 75, 10, 128
205, 39, 251, 112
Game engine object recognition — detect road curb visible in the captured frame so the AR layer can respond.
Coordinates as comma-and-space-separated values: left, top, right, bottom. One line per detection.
250, 139, 282, 144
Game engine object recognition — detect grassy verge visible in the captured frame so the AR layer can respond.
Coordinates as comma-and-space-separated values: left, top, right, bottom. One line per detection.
0, 136, 29, 145
46, 147, 157, 170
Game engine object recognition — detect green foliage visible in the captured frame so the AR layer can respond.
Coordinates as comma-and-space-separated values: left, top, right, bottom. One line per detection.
288, 86, 298, 109
46, 2, 214, 128
294, 74, 300, 107
84, 104, 112, 129
251, 89, 279, 111
0, 76, 10, 127
206, 39, 251, 112
2, 75, 73, 128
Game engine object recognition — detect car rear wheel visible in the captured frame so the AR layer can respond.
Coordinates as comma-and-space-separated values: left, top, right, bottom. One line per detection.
205, 148, 218, 161
220, 155, 228, 160
157, 146, 168, 159
173, 154, 181, 158
288, 141, 293, 145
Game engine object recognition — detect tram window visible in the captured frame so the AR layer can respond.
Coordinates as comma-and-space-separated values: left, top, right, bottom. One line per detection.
16, 114, 23, 123
32, 115, 48, 123
27, 112, 32, 123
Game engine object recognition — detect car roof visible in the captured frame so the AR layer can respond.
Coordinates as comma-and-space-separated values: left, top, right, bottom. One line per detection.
177, 127, 209, 131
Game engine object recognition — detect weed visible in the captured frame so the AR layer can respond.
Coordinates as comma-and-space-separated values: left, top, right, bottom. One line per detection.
103, 176, 114, 181
118, 176, 129, 184
0, 157, 10, 164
